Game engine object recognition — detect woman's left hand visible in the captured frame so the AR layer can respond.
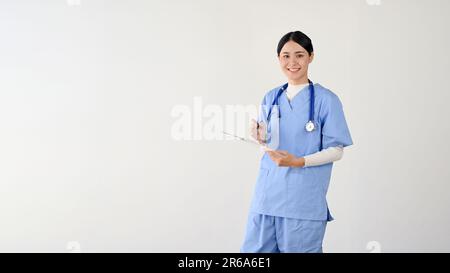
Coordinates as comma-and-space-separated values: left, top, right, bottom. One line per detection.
266, 150, 305, 168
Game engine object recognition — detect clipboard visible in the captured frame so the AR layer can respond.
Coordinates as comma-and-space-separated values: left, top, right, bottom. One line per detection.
222, 131, 274, 152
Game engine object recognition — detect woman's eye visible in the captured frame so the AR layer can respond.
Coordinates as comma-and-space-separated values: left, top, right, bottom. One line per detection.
283, 55, 289, 59
297, 55, 304, 58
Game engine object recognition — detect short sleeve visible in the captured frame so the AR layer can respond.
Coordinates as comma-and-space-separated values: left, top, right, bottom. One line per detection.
321, 94, 353, 149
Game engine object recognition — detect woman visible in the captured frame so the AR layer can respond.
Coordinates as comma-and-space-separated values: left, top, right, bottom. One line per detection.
240, 31, 353, 253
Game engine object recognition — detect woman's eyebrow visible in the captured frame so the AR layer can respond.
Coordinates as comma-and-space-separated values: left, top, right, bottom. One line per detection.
282, 51, 307, 54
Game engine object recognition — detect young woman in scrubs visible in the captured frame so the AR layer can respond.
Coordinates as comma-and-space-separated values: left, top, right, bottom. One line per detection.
240, 31, 353, 253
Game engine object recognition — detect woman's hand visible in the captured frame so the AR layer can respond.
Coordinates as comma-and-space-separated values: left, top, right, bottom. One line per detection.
250, 119, 266, 144
266, 150, 305, 168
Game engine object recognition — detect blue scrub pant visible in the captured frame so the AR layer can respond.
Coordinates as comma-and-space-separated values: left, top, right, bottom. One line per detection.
240, 212, 327, 253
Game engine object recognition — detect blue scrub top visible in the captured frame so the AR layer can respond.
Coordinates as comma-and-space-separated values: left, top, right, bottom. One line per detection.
250, 83, 353, 221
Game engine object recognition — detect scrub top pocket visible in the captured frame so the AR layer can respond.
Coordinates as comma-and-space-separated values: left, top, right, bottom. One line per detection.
286, 168, 322, 215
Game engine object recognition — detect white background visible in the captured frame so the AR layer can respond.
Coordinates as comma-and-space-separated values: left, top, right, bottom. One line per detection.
1, 0, 449, 252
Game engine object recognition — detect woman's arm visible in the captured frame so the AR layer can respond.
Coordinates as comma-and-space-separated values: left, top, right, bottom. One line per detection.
266, 146, 344, 168
303, 145, 343, 167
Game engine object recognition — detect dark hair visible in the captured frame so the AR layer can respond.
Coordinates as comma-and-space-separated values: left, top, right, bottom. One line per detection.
277, 31, 314, 56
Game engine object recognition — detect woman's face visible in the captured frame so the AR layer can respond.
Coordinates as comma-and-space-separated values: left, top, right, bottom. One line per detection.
278, 40, 314, 84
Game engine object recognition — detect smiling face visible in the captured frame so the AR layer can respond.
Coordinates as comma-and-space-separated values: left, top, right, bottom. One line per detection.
278, 40, 314, 85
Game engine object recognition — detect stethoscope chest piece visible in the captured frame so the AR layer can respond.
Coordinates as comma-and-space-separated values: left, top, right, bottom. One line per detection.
305, 120, 315, 132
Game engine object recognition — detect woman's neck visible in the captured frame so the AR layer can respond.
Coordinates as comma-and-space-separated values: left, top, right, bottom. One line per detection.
289, 80, 309, 86
289, 81, 309, 87
288, 76, 309, 85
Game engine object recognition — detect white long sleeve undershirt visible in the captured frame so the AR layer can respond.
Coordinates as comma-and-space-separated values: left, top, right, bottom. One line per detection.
303, 145, 344, 167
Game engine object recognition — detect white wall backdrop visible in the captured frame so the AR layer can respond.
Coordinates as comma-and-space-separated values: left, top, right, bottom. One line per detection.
1, 0, 449, 252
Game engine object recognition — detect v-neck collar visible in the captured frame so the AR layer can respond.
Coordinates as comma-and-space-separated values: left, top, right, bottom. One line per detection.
281, 85, 310, 110
286, 83, 309, 100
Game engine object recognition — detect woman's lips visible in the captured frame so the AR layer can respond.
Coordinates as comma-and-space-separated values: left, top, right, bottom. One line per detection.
288, 68, 300, 72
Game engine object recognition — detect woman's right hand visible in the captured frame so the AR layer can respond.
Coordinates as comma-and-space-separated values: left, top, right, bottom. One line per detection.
250, 119, 266, 144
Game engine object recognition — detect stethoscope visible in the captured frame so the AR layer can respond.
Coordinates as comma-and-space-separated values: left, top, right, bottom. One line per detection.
266, 79, 316, 132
